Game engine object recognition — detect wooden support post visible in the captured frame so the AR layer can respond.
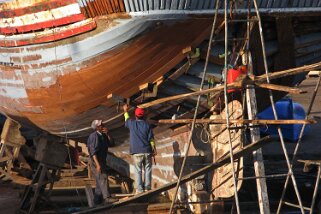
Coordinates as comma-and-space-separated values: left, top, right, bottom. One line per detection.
0, 119, 26, 181
246, 54, 270, 214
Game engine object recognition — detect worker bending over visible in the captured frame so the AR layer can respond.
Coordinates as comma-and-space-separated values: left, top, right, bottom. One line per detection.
123, 104, 157, 194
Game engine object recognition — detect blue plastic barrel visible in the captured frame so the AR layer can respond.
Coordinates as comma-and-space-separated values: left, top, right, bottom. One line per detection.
257, 98, 310, 142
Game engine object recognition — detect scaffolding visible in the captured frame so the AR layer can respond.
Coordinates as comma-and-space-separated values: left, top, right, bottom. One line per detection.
73, 0, 321, 213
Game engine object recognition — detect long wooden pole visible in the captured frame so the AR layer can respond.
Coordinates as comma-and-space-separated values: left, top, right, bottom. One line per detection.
138, 65, 318, 108
158, 118, 316, 125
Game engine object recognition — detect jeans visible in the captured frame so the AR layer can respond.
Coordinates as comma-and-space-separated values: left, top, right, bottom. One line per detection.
132, 153, 152, 192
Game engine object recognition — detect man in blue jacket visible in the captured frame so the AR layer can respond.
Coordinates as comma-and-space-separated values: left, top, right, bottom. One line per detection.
87, 120, 116, 204
123, 104, 156, 194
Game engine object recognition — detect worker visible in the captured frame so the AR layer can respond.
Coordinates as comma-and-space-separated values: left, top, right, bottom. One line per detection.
87, 120, 116, 205
123, 104, 157, 194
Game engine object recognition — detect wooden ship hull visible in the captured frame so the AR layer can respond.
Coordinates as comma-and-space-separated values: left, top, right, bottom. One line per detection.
1, 0, 321, 203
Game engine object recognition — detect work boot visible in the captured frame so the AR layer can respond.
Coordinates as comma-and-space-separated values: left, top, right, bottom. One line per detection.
104, 197, 118, 204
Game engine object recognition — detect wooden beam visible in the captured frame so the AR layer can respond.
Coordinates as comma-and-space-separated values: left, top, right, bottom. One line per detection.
246, 55, 270, 214
255, 61, 321, 83
138, 61, 321, 109
138, 82, 240, 108
158, 118, 317, 125
74, 136, 275, 214
255, 83, 306, 94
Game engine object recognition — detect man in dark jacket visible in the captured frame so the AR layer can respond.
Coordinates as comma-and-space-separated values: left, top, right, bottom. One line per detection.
123, 104, 156, 194
87, 120, 116, 204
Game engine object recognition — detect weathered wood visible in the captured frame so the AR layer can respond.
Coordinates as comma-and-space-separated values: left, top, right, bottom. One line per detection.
246, 54, 270, 214
255, 61, 321, 83
74, 136, 275, 214
158, 118, 317, 125
139, 62, 321, 108
255, 83, 306, 94
138, 82, 239, 108
210, 100, 244, 198
297, 159, 321, 166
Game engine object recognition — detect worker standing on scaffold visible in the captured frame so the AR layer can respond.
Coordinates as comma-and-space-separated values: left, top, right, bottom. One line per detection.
87, 120, 117, 205
123, 104, 157, 194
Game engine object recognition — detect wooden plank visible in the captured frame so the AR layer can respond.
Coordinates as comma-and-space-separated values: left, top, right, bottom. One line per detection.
138, 69, 309, 109
137, 82, 236, 108
297, 160, 321, 166
119, 0, 126, 11
74, 136, 275, 214
246, 56, 270, 214
1, 13, 85, 35
160, 0, 166, 9
197, 0, 205, 9
0, 0, 78, 18
190, 0, 198, 9
255, 83, 306, 94
158, 118, 317, 125
203, 0, 211, 9
0, 19, 97, 47
255, 61, 321, 83
128, 0, 135, 11
137, 0, 144, 11
123, 0, 130, 11
178, 0, 185, 9
148, 0, 155, 10
134, 0, 141, 11
185, 0, 191, 9
144, 0, 149, 10
165, 0, 171, 9
170, 0, 179, 9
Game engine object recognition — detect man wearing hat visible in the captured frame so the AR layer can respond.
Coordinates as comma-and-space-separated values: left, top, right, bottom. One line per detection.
123, 104, 156, 194
87, 120, 116, 204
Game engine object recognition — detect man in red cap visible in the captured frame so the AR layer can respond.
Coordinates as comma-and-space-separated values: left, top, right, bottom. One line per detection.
123, 104, 156, 194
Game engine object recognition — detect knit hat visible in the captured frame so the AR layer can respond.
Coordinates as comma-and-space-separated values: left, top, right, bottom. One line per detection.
91, 120, 102, 130
135, 108, 145, 117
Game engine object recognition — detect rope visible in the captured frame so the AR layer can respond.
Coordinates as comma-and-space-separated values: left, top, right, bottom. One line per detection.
169, 0, 221, 212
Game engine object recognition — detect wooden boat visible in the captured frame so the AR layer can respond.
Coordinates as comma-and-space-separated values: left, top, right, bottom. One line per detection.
1, 0, 321, 203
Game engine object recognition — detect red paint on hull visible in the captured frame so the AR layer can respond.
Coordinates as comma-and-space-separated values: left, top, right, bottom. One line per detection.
0, 0, 78, 18
1, 13, 85, 34
0, 20, 96, 47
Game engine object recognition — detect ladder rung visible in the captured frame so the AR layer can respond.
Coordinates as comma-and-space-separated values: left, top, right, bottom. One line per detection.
228, 18, 259, 23
237, 174, 288, 181
283, 201, 311, 211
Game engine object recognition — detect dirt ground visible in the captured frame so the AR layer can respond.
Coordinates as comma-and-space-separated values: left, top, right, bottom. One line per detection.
0, 174, 30, 214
